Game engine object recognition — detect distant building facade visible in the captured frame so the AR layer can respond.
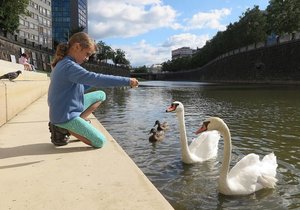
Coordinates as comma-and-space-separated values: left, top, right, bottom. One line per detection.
17, 0, 52, 49
52, 0, 88, 44
149, 64, 162, 73
171, 47, 196, 60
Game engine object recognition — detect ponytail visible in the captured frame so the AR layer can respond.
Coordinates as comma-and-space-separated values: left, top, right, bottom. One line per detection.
51, 42, 69, 68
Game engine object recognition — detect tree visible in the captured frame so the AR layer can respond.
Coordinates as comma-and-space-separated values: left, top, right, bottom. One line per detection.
0, 0, 30, 33
132, 65, 148, 73
113, 48, 130, 66
266, 0, 300, 35
96, 41, 115, 63
238, 6, 267, 45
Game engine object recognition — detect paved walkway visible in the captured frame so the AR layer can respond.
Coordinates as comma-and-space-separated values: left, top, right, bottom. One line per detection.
0, 95, 173, 210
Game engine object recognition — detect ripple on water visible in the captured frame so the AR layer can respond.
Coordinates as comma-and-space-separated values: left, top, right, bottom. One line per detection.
95, 84, 300, 210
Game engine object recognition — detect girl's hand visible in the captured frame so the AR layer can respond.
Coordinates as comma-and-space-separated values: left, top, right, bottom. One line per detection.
130, 78, 139, 88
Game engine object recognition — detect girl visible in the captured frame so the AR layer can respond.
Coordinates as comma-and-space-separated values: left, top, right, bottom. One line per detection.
48, 32, 138, 147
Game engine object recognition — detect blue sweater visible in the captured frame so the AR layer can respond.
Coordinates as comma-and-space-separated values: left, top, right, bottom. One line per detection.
48, 56, 130, 124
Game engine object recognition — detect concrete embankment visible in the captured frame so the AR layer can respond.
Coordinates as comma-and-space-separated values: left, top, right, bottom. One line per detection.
0, 59, 173, 210
133, 38, 300, 84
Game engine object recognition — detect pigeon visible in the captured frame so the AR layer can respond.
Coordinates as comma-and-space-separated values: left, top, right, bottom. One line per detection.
0, 70, 22, 81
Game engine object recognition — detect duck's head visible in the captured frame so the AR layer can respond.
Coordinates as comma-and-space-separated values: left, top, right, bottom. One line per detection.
154, 120, 160, 127
195, 117, 225, 134
149, 128, 157, 134
166, 101, 184, 113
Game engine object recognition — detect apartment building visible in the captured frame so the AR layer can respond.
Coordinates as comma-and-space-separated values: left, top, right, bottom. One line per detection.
17, 0, 52, 49
171, 47, 197, 60
16, 0, 88, 50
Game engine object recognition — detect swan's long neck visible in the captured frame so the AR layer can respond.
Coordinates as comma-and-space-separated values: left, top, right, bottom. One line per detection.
219, 123, 232, 189
176, 110, 191, 157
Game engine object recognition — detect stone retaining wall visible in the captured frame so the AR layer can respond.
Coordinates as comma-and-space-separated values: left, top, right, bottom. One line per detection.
0, 59, 49, 126
148, 39, 300, 84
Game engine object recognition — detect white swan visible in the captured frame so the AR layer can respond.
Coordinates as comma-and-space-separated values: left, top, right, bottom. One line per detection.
166, 101, 220, 164
196, 117, 278, 195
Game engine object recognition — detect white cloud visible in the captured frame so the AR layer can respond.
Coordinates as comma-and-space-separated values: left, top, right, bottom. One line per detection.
115, 40, 170, 67
162, 33, 210, 50
185, 8, 231, 31
88, 0, 179, 39
116, 33, 210, 67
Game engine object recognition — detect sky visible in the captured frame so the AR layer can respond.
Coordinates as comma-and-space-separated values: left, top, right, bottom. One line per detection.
87, 0, 269, 67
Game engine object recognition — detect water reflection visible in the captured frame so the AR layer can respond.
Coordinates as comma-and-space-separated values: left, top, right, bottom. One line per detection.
94, 81, 300, 210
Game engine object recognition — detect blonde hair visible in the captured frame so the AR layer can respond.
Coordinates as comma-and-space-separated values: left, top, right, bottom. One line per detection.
51, 32, 97, 68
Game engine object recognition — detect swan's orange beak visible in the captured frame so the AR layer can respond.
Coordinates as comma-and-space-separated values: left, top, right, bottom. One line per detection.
166, 104, 176, 112
195, 124, 207, 134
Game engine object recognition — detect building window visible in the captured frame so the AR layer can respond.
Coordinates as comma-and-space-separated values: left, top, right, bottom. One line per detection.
46, 10, 51, 17
25, 21, 29, 27
38, 26, 43, 35
19, 19, 25, 25
19, 31, 25, 37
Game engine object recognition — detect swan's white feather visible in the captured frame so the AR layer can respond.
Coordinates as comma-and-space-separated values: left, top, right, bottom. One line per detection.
223, 152, 278, 194
202, 117, 278, 195
189, 130, 220, 161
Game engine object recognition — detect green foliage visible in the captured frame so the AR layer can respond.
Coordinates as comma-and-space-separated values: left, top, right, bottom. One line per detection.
96, 41, 115, 62
238, 6, 267, 44
0, 0, 30, 33
132, 65, 148, 73
266, 0, 300, 35
94, 42, 130, 68
112, 48, 130, 66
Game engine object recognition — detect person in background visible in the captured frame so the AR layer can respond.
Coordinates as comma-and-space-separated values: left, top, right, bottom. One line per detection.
48, 32, 139, 147
26, 54, 36, 71
18, 53, 32, 71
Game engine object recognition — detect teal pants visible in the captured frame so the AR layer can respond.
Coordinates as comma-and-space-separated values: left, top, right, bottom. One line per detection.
56, 90, 106, 148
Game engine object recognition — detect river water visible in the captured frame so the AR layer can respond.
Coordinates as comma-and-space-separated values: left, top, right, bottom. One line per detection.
93, 81, 300, 210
